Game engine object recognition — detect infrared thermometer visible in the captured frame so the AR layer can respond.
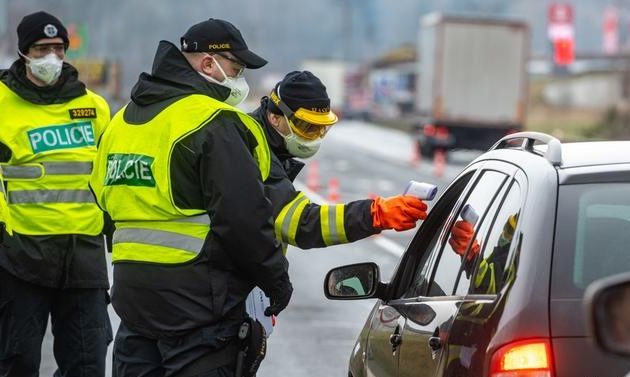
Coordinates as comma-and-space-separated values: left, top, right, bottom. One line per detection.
403, 180, 438, 201
461, 204, 479, 226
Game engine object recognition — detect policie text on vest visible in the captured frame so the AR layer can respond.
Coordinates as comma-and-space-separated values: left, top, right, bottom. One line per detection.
105, 153, 156, 187
28, 121, 95, 154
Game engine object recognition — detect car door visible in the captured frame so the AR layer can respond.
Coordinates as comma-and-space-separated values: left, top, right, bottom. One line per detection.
363, 169, 478, 377
393, 165, 517, 377
441, 170, 525, 376
363, 302, 405, 377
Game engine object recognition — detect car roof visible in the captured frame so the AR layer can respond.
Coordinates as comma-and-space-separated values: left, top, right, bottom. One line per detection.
520, 140, 630, 184
475, 134, 630, 185
486, 133, 630, 169
552, 141, 630, 168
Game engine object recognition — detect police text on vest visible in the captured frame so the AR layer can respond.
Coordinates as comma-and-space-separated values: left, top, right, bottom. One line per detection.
28, 121, 95, 154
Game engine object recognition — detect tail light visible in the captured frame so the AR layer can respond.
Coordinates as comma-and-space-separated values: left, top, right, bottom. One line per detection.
424, 124, 436, 137
490, 339, 553, 377
436, 126, 449, 140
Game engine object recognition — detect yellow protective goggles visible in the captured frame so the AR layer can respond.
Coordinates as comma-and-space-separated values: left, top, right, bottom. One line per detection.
271, 88, 338, 141
286, 114, 333, 141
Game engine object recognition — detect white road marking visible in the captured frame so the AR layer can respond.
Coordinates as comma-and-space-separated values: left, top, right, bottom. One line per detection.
372, 236, 405, 257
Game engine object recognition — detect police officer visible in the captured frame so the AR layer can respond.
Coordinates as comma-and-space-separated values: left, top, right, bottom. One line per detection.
0, 11, 112, 377
89, 18, 292, 376
250, 71, 428, 252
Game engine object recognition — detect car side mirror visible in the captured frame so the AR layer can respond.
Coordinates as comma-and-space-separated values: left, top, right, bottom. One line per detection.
585, 271, 630, 357
324, 262, 380, 300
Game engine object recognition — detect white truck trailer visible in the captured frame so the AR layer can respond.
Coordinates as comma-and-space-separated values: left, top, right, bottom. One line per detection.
300, 59, 347, 115
416, 13, 529, 155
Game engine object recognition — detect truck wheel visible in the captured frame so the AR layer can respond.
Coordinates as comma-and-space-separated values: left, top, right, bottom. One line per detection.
420, 144, 434, 158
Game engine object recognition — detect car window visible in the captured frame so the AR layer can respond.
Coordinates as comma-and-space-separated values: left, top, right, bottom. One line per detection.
396, 172, 475, 299
430, 170, 509, 297
460, 181, 521, 296
404, 170, 508, 298
553, 183, 630, 298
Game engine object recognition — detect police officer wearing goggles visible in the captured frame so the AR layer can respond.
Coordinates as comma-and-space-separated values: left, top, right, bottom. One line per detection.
250, 71, 428, 253
89, 18, 292, 377
0, 11, 112, 377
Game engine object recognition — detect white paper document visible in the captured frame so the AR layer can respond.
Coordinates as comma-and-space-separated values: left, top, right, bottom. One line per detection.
245, 286, 274, 337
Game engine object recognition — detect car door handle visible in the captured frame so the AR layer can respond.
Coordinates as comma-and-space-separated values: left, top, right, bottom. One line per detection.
389, 324, 403, 354
389, 333, 403, 347
428, 336, 442, 351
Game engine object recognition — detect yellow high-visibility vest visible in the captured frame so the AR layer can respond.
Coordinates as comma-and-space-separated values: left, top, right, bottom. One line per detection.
0, 82, 109, 235
90, 94, 270, 264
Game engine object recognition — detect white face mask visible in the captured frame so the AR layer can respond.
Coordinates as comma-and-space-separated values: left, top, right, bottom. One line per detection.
279, 116, 322, 158
198, 55, 249, 106
21, 52, 63, 85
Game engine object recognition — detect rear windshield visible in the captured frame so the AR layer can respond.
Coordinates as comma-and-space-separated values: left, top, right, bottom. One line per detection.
552, 183, 630, 298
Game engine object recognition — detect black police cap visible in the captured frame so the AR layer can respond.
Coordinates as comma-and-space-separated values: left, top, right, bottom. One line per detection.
268, 71, 331, 114
180, 18, 267, 69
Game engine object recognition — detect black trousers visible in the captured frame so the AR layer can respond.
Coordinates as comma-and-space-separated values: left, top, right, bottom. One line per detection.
0, 267, 112, 377
113, 322, 238, 377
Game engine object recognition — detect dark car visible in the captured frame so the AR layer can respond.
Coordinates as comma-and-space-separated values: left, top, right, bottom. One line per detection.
324, 132, 630, 377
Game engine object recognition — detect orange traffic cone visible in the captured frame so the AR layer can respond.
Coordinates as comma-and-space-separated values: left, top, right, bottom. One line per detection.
327, 178, 340, 203
433, 149, 446, 178
307, 160, 320, 192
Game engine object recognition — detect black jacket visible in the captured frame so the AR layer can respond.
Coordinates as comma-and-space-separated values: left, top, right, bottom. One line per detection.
0, 60, 108, 289
250, 98, 377, 249
109, 41, 291, 339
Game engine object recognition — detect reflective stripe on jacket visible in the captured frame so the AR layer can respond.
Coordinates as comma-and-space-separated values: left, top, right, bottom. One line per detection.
0, 82, 109, 235
0, 168, 11, 234
90, 94, 270, 264
274, 191, 349, 249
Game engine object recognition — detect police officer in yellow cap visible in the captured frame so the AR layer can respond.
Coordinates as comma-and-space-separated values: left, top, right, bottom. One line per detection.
89, 17, 292, 377
249, 71, 428, 253
0, 11, 111, 376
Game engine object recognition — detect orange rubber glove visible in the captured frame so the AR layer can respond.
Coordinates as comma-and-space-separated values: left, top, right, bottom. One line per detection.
448, 220, 480, 261
371, 195, 428, 231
